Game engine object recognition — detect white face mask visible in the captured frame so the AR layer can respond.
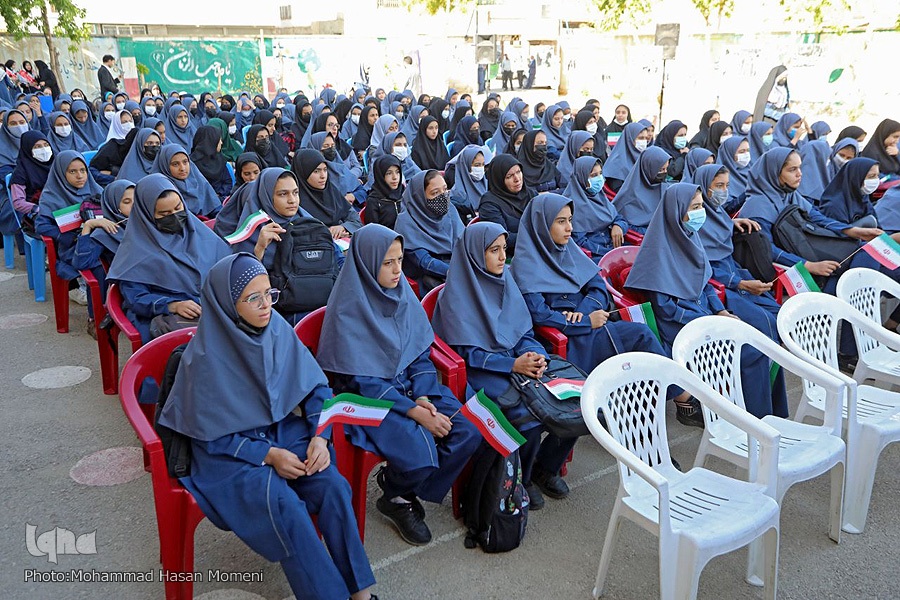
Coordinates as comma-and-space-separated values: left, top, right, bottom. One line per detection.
833, 154, 849, 168
115, 102, 126, 111
104, 111, 116, 121
614, 117, 628, 126
634, 139, 648, 152
395, 112, 405, 120
393, 146, 409, 161
470, 166, 485, 181
32, 146, 52, 162
441, 109, 450, 119
276, 102, 285, 109
145, 105, 157, 116
740, 123, 751, 134
120, 121, 135, 133
228, 124, 237, 135
586, 122, 598, 135
735, 152, 751, 167
350, 114, 360, 125
720, 133, 732, 144
862, 178, 880, 194
54, 125, 72, 137
8, 124, 28, 137
514, 143, 521, 154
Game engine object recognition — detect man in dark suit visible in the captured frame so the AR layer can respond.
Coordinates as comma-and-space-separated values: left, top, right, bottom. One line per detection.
98, 54, 120, 100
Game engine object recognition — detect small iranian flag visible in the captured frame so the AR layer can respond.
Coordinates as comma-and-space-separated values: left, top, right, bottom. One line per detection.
461, 390, 526, 457
620, 302, 660, 340
777, 261, 821, 296
607, 131, 622, 147
543, 378, 583, 400
334, 237, 351, 252
224, 210, 269, 244
861, 233, 900, 270
52, 203, 82, 233
315, 393, 394, 435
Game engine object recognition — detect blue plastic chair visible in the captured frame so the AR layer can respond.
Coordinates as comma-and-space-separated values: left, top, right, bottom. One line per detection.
226, 162, 235, 186
82, 150, 98, 165
5, 173, 45, 301
442, 130, 450, 145
2, 232, 14, 269
242, 125, 251, 143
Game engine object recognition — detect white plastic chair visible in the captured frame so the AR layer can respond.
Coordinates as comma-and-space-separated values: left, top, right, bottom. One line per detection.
581, 352, 781, 600
777, 293, 900, 533
672, 316, 845, 545
836, 267, 900, 386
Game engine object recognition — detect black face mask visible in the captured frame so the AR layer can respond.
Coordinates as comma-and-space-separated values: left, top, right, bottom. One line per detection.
220, 103, 232, 111
256, 138, 271, 155
503, 125, 516, 137
300, 113, 311, 124
143, 145, 160, 160
488, 107, 500, 118
425, 191, 450, 217
536, 111, 545, 119
155, 211, 187, 234
189, 107, 198, 116
533, 145, 547, 160
132, 114, 142, 127
655, 171, 668, 183
468, 130, 480, 143
321, 147, 338, 161
205, 107, 218, 118
578, 150, 593, 157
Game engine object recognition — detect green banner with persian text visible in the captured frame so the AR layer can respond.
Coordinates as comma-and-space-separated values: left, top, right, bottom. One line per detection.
118, 38, 262, 95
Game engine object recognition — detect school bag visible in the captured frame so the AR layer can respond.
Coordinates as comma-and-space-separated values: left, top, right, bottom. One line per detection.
497, 356, 592, 439
462, 442, 528, 553
154, 343, 193, 478
771, 204, 859, 279
269, 216, 339, 314
731, 229, 777, 283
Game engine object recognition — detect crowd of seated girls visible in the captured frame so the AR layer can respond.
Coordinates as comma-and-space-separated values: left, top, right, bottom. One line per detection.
2, 80, 900, 598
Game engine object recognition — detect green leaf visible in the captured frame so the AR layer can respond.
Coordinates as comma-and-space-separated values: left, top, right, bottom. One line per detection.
828, 68, 844, 83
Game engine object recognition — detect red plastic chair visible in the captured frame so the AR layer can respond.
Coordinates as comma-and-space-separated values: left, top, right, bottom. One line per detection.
598, 246, 642, 309
623, 229, 644, 246
40, 235, 71, 333
81, 269, 119, 395
105, 283, 144, 394
202, 218, 216, 230
467, 215, 481, 225
358, 205, 366, 224
406, 276, 421, 299
119, 328, 202, 600
295, 307, 467, 534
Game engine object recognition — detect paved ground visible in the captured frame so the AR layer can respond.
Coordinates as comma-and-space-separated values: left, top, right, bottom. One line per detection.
1, 253, 899, 600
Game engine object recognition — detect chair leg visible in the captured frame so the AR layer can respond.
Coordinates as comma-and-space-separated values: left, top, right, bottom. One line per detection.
592, 505, 622, 599
23, 240, 34, 290
30, 241, 46, 302
49, 274, 70, 333
828, 460, 845, 543
98, 327, 119, 395
763, 526, 779, 600
159, 514, 187, 599
352, 462, 369, 543
842, 430, 883, 534
179, 508, 205, 600
3, 234, 13, 269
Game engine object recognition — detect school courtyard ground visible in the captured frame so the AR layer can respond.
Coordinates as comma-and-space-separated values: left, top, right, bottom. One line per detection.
1, 254, 898, 600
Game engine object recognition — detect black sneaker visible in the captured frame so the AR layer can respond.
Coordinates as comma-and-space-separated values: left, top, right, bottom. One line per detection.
376, 466, 424, 519
524, 483, 544, 511
676, 397, 705, 428
376, 495, 432, 546
532, 467, 570, 499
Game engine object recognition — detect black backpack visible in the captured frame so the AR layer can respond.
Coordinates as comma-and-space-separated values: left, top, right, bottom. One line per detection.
269, 216, 339, 314
154, 343, 193, 478
771, 204, 859, 267
462, 442, 529, 553
497, 356, 592, 439
732, 229, 777, 283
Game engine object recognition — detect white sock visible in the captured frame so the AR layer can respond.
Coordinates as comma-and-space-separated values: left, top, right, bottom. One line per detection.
390, 496, 411, 505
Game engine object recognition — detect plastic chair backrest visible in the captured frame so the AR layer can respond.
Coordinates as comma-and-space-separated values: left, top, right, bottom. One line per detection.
226, 162, 235, 186
295, 306, 327, 355
242, 125, 250, 142
106, 283, 143, 348
597, 246, 641, 305
203, 219, 216, 230
359, 205, 366, 225
82, 150, 98, 165
5, 173, 10, 191
442, 130, 450, 145
836, 267, 900, 357
421, 283, 443, 319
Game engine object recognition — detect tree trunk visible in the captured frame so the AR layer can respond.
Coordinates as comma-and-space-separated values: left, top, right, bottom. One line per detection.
39, 2, 65, 94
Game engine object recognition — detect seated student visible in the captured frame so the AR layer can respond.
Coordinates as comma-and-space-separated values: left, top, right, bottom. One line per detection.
231, 167, 344, 324
393, 170, 463, 293
731, 109, 753, 136
368, 132, 421, 186
770, 112, 808, 150
828, 138, 859, 179
46, 111, 89, 154
254, 108, 293, 160
447, 116, 481, 160
124, 100, 143, 129
702, 120, 733, 159
512, 193, 702, 424
157, 253, 377, 600
447, 145, 487, 223
16, 99, 48, 135
97, 102, 115, 133
0, 110, 30, 185
190, 125, 232, 200
367, 115, 400, 161
116, 128, 160, 182
478, 154, 535, 256
106, 174, 230, 342
164, 104, 194, 148
557, 131, 593, 189
432, 221, 574, 508
309, 132, 366, 208
292, 149, 363, 239
207, 116, 242, 162
318, 224, 480, 545
73, 178, 133, 271
682, 147, 714, 182
144, 117, 168, 146
409, 116, 450, 172
34, 151, 109, 331
817, 157, 884, 227
563, 156, 627, 260
859, 118, 900, 180
212, 153, 264, 240
653, 119, 689, 181
91, 111, 138, 184
139, 97, 157, 122
612, 145, 670, 234
70, 100, 104, 149
573, 107, 608, 163
477, 94, 500, 141
365, 155, 404, 229
626, 182, 788, 418
10, 131, 52, 233
694, 162, 784, 343
341, 102, 364, 141
488, 111, 518, 155
350, 106, 378, 165
318, 113, 363, 179
538, 104, 568, 160
715, 136, 752, 213
739, 147, 883, 296
151, 144, 221, 218
516, 130, 562, 194
810, 121, 831, 142
747, 122, 774, 166
601, 122, 649, 194
245, 124, 289, 169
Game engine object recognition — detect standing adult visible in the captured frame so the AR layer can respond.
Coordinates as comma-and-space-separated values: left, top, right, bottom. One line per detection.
33, 60, 60, 99
500, 54, 514, 92
98, 55, 120, 101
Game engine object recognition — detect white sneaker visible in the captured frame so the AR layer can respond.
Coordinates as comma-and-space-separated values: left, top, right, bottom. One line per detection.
69, 287, 88, 305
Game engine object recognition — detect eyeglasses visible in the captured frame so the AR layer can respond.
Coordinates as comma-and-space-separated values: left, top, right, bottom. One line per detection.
240, 288, 280, 309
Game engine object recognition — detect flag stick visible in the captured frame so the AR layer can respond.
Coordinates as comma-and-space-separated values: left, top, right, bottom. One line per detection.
448, 407, 462, 420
